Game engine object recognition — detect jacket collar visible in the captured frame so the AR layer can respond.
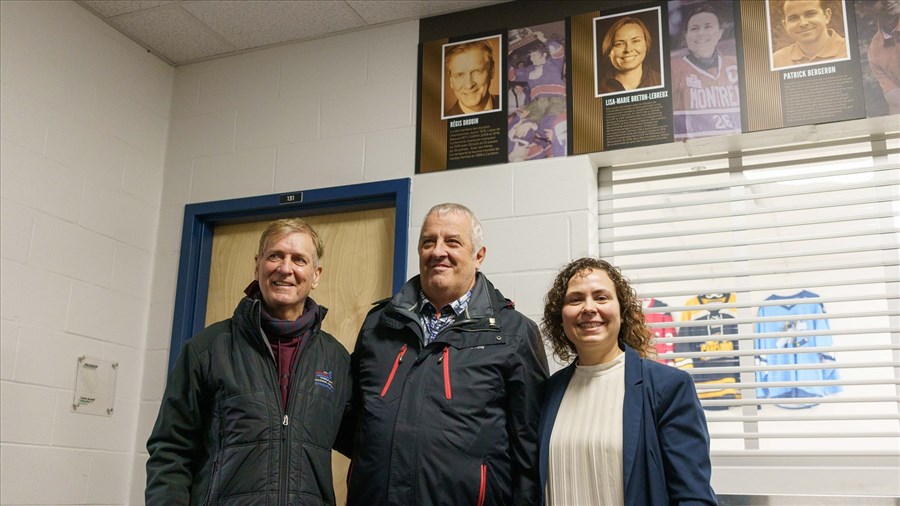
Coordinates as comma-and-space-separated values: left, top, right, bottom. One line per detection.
378, 272, 502, 337
236, 289, 330, 323
385, 272, 498, 317
233, 297, 327, 356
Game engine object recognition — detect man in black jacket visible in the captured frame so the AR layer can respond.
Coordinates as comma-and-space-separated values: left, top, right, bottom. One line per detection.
338, 203, 549, 505
146, 218, 351, 505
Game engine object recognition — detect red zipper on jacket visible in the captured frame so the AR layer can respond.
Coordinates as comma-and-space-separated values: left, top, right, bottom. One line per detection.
477, 463, 487, 506
442, 346, 452, 400
380, 344, 407, 397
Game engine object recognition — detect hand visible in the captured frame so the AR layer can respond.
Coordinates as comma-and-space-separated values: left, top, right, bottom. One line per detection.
512, 121, 538, 139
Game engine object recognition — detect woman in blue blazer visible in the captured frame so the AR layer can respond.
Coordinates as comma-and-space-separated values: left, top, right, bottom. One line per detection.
539, 257, 717, 505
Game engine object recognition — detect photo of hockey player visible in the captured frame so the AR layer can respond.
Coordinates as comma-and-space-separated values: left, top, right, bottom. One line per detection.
594, 7, 665, 97
507, 23, 567, 161
669, 1, 742, 141
855, 0, 900, 115
767, 0, 852, 70
442, 35, 503, 119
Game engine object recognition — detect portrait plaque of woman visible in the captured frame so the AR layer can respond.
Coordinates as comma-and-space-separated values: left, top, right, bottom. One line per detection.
594, 7, 665, 97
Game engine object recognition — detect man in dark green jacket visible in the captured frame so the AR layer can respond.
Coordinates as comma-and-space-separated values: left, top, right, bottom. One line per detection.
146, 218, 351, 505
338, 203, 549, 505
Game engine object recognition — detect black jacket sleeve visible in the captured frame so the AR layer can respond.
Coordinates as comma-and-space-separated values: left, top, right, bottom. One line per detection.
145, 342, 209, 506
333, 322, 367, 459
506, 315, 550, 506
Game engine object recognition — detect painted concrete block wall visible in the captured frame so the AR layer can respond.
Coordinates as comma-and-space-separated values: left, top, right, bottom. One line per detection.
0, 1, 173, 504
137, 15, 596, 504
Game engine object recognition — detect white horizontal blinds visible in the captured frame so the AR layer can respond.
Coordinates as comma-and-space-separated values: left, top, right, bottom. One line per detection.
598, 134, 900, 456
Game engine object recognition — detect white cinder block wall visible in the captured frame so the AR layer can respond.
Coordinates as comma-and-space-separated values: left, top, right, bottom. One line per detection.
1, 2, 596, 504
0, 1, 173, 504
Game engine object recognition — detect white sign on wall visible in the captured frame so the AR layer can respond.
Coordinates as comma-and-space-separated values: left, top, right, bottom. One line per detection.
72, 355, 118, 416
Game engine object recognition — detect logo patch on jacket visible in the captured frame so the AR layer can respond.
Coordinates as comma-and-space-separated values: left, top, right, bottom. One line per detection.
314, 370, 334, 392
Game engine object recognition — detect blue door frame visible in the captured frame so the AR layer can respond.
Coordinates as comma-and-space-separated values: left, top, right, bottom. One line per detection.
168, 178, 411, 371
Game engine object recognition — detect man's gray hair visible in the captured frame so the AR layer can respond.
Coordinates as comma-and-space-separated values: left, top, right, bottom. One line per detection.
257, 217, 323, 268
423, 203, 484, 256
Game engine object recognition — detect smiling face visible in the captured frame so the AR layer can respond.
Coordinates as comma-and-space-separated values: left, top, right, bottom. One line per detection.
529, 49, 547, 66
418, 211, 485, 308
447, 47, 493, 112
686, 11, 724, 59
561, 268, 623, 365
254, 231, 322, 321
609, 22, 648, 73
782, 0, 832, 47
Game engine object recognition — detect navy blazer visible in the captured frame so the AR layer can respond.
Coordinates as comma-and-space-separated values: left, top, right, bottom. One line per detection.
539, 345, 717, 505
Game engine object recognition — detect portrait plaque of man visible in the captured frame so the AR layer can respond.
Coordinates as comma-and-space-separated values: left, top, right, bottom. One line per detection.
767, 0, 851, 70
442, 36, 503, 118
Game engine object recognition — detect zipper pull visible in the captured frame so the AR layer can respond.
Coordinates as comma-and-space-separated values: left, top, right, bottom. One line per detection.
282, 415, 289, 426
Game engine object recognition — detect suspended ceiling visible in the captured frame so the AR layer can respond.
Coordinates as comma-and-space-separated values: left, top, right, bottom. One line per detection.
75, 0, 506, 66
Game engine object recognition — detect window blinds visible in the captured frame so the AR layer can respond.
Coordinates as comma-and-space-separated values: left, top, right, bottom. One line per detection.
597, 133, 899, 459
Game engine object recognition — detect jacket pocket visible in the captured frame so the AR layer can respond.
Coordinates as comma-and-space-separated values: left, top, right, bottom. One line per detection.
380, 344, 407, 397
439, 345, 452, 400
477, 462, 487, 506
439, 338, 506, 454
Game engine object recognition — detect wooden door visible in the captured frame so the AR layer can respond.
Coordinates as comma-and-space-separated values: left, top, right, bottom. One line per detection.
204, 207, 395, 504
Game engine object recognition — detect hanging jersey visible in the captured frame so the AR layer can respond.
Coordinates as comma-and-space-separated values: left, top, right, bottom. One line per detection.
755, 290, 840, 405
675, 293, 740, 405
642, 298, 676, 365
671, 54, 741, 141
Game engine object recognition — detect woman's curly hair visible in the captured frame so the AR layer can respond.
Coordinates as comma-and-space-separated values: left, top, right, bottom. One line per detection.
541, 257, 654, 363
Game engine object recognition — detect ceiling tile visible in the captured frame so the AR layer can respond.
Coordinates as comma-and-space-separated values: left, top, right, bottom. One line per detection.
107, 4, 236, 64
346, 0, 504, 25
76, 0, 508, 66
81, 0, 176, 18
181, 0, 366, 50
